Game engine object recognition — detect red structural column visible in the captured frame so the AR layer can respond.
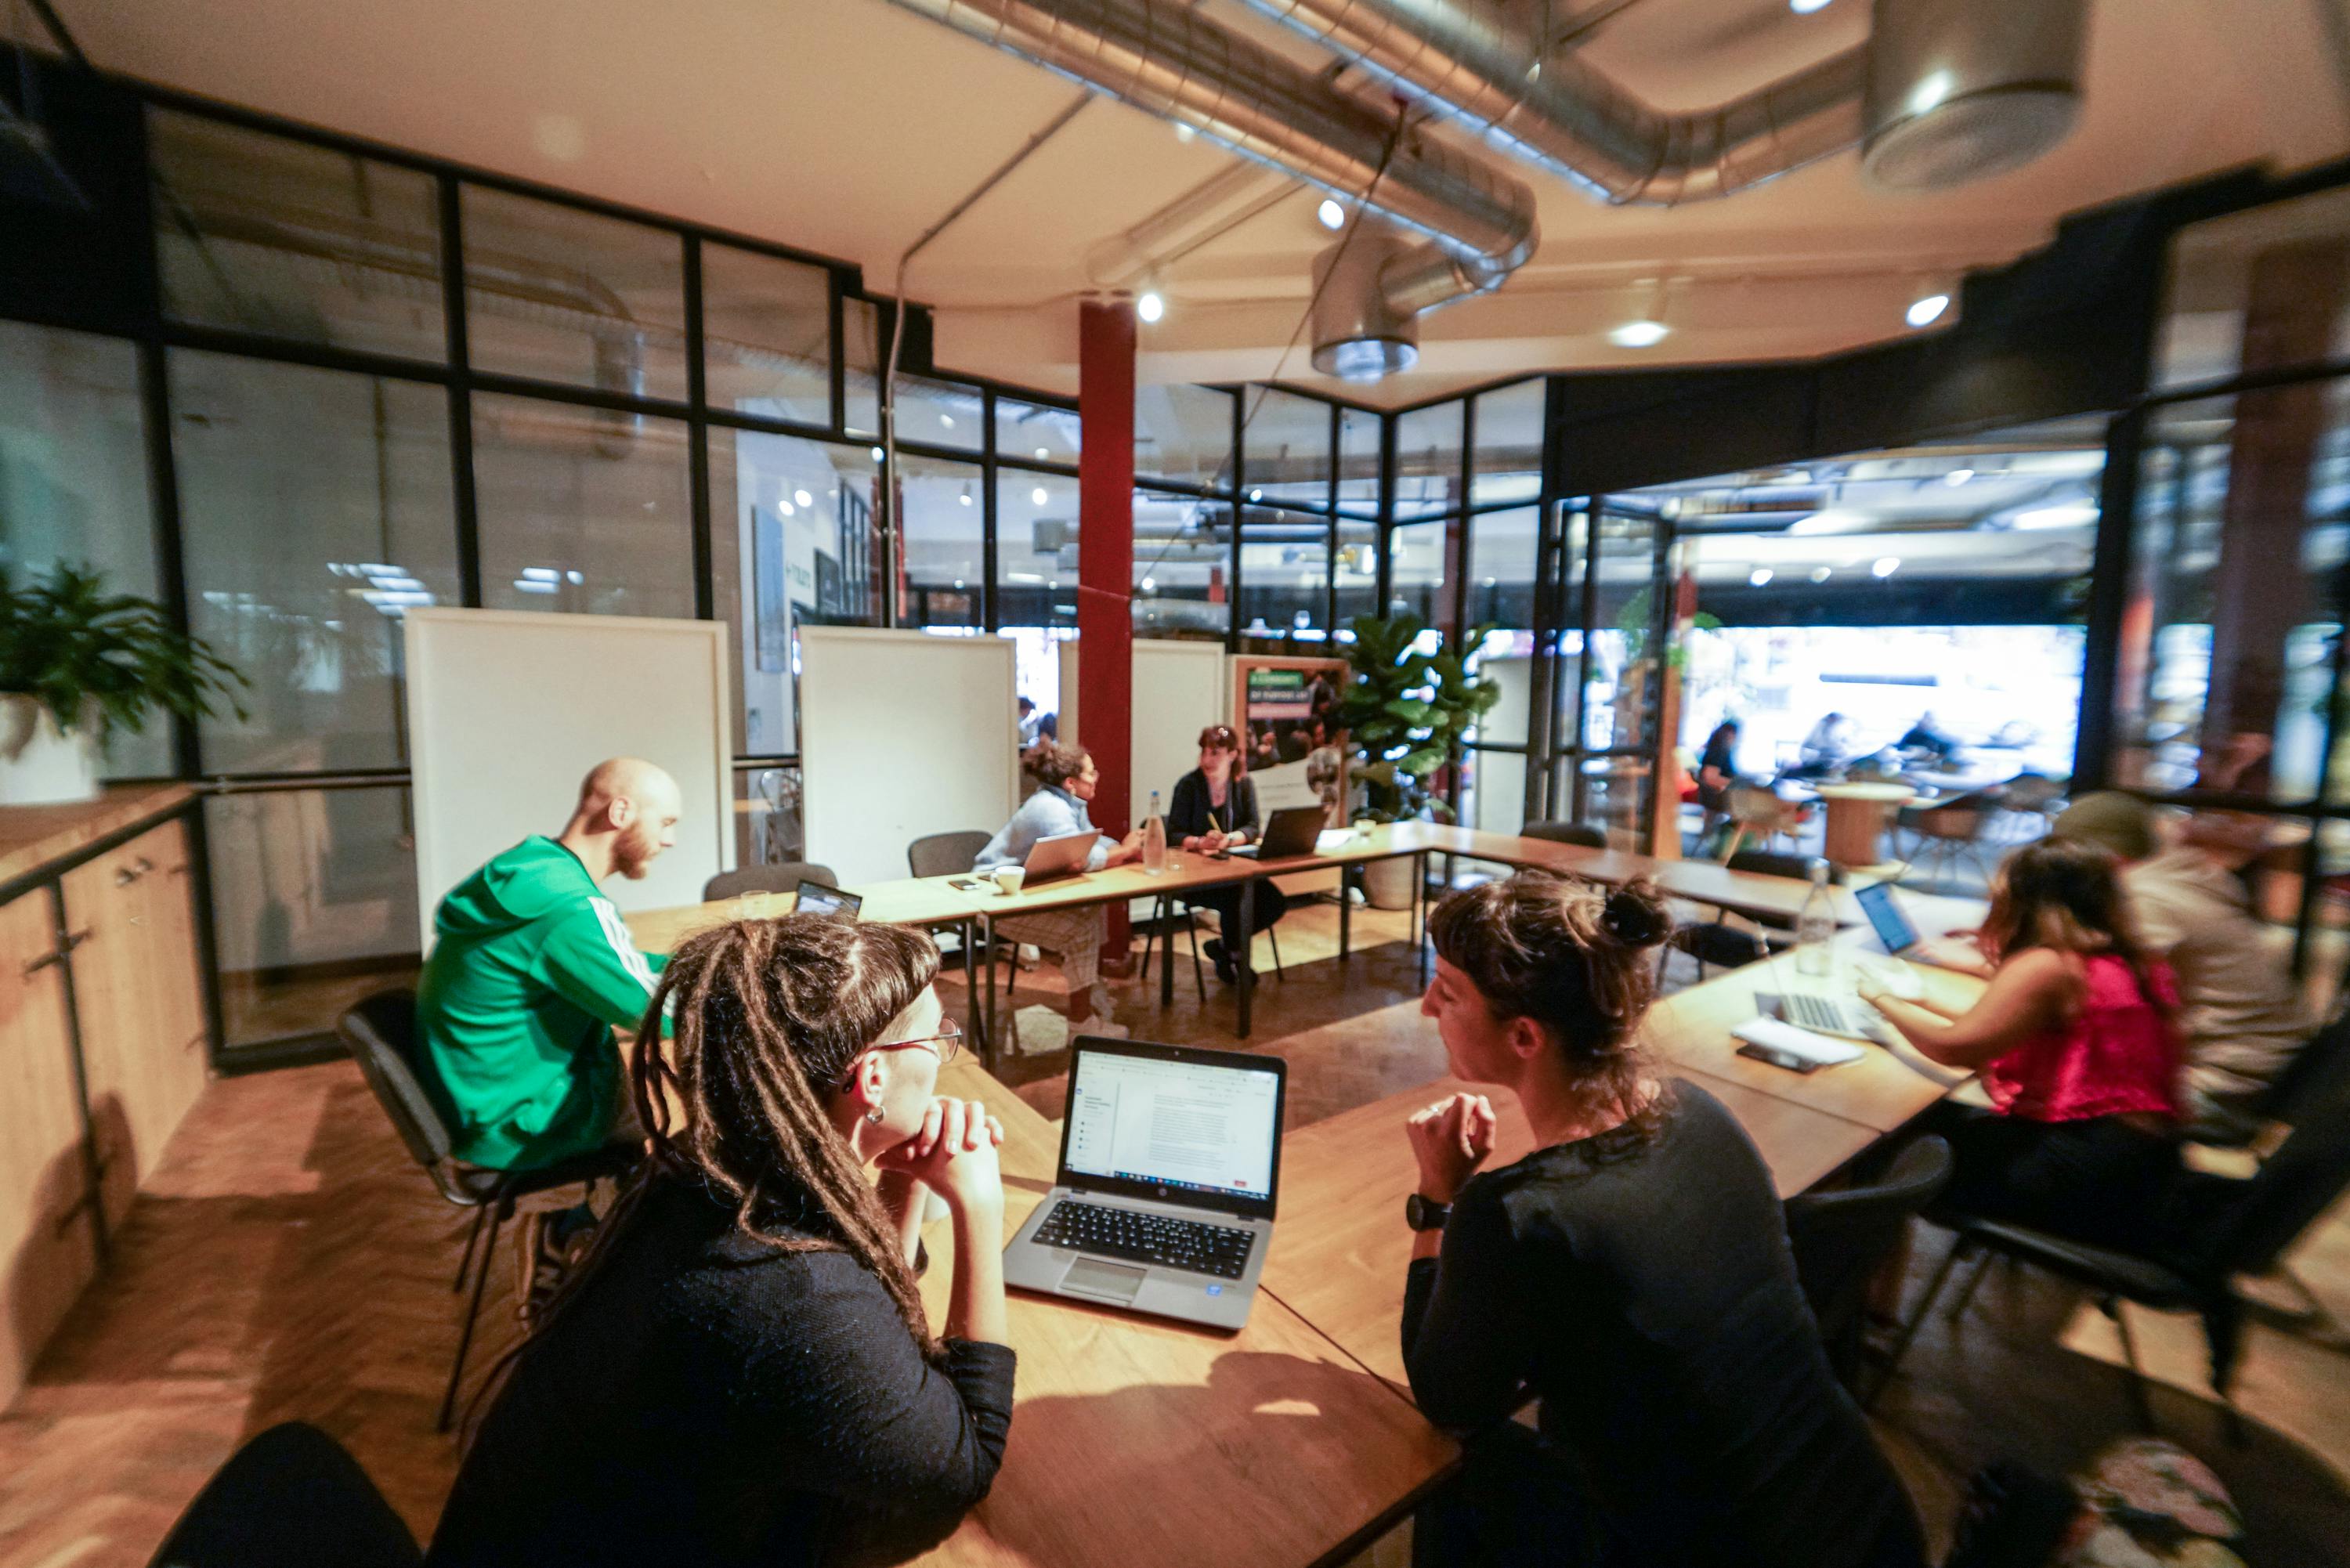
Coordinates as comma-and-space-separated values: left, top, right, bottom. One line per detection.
1078, 298, 1137, 958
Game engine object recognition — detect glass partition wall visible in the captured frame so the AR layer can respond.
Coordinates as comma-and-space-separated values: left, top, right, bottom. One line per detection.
19, 74, 2350, 1054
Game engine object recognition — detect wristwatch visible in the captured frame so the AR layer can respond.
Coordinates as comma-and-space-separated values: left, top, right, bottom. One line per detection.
1404, 1193, 1452, 1231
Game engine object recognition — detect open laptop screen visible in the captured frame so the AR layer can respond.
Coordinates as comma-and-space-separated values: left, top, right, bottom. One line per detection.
1856, 880, 1918, 956
1062, 1046, 1282, 1212
794, 880, 862, 921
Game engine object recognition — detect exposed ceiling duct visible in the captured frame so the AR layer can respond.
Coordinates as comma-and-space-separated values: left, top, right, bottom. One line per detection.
1232, 0, 2089, 204
882, 0, 1539, 375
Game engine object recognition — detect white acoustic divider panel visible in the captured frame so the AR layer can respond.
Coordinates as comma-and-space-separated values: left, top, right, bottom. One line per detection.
799, 627, 1018, 887
1058, 638, 1228, 823
403, 609, 732, 948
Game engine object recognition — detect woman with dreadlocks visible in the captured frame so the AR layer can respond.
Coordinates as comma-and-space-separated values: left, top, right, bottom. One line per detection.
428, 916, 1014, 1568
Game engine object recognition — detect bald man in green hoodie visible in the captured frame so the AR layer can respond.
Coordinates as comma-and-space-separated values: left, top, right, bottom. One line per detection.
416, 757, 683, 1172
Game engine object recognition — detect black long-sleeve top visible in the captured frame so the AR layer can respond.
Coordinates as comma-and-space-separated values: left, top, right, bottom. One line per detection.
1401, 1084, 1923, 1568
1167, 768, 1260, 843
428, 1176, 1014, 1568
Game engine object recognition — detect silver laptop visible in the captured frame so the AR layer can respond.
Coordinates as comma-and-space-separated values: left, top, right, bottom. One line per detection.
1020, 827, 1101, 887
1004, 1037, 1285, 1331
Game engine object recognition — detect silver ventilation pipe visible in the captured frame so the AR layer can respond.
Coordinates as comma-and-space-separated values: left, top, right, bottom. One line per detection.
881, 0, 1538, 324
1232, 0, 2087, 204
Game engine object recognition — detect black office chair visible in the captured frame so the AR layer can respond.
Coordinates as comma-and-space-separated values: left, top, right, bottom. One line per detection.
146, 1422, 420, 1568
1878, 1068, 2350, 1440
1661, 851, 1840, 981
338, 991, 638, 1431
1783, 1136, 1952, 1389
1522, 821, 1605, 849
702, 862, 836, 901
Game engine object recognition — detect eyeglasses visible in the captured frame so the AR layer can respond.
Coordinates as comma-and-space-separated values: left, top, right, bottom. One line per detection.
839, 1017, 964, 1089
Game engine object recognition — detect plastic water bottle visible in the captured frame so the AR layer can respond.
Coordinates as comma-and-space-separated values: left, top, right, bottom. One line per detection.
1795, 858, 1835, 977
1143, 790, 1168, 875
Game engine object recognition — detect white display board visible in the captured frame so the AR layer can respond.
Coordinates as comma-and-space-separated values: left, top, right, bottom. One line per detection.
1058, 638, 1228, 825
800, 627, 1018, 887
403, 609, 732, 948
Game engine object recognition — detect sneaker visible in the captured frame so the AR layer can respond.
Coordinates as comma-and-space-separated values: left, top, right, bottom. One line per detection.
1083, 1018, 1131, 1040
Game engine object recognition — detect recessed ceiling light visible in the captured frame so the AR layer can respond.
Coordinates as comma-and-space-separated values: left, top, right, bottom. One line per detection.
1316, 197, 1347, 231
1141, 576, 1155, 592
1943, 468, 1975, 487
1748, 567, 1773, 587
1137, 291, 1166, 323
794, 489, 813, 508
1906, 292, 1951, 328
1248, 488, 1263, 502
1872, 556, 1901, 578
1032, 486, 1050, 505
870, 446, 885, 462
1174, 123, 1195, 143
1790, 0, 1831, 11
1035, 446, 1050, 460
1789, 509, 1867, 536
1609, 319, 1669, 349
1810, 565, 1831, 583
957, 490, 972, 507
939, 414, 955, 429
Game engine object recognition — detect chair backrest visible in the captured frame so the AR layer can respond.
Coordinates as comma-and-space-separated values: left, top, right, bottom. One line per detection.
1727, 848, 1840, 884
1726, 783, 1793, 823
336, 990, 450, 1172
1522, 820, 1604, 850
1998, 774, 2068, 812
1784, 1136, 1953, 1343
703, 862, 836, 902
147, 1421, 421, 1568
2258, 1008, 2350, 1126
2211, 1067, 2350, 1277
909, 830, 992, 879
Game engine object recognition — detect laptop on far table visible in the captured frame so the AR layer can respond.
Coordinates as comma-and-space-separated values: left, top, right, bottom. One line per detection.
793, 880, 862, 921
1855, 880, 1983, 970
1231, 804, 1326, 861
1003, 1036, 1285, 1331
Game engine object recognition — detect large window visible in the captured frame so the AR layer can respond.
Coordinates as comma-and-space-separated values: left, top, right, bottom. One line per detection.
700, 244, 833, 425
0, 321, 168, 776
1137, 383, 1233, 490
151, 110, 446, 363
996, 468, 1079, 631
471, 394, 696, 618
1242, 388, 1332, 510
1134, 490, 1229, 640
171, 352, 458, 773
461, 188, 689, 399
897, 453, 985, 629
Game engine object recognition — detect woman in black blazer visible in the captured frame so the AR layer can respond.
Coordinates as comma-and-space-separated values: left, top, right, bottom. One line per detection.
1167, 724, 1289, 985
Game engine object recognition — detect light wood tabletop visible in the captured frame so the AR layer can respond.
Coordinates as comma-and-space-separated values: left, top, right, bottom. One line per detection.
905, 1056, 1456, 1568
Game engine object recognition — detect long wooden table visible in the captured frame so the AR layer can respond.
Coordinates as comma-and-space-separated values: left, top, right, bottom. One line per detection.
1259, 929, 1990, 1393
910, 1056, 1455, 1568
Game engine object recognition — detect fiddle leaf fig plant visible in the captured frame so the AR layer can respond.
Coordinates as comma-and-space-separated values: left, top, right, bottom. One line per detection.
1336, 612, 1502, 823
0, 562, 248, 739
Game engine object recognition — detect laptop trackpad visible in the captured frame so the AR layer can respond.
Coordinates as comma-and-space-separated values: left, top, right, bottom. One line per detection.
1061, 1256, 1148, 1303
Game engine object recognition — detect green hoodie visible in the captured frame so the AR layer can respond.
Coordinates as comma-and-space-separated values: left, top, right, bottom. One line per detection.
414, 836, 671, 1169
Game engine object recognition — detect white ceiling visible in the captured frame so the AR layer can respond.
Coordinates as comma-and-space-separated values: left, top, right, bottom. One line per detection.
52, 0, 2350, 404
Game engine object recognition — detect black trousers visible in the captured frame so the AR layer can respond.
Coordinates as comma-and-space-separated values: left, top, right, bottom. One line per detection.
1927, 1103, 2182, 1252
1185, 880, 1288, 963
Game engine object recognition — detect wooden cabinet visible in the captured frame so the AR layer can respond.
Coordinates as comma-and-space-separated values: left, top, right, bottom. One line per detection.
63, 820, 210, 1227
0, 887, 102, 1406
0, 787, 208, 1410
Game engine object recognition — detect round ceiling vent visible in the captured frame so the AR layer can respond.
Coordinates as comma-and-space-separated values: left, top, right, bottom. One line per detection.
1864, 86, 2080, 190
1861, 0, 2088, 193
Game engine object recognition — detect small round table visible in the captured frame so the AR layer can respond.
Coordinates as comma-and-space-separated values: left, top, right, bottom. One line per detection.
1813, 782, 1916, 868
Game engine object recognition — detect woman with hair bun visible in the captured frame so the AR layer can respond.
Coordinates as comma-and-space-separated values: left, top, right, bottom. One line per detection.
1402, 873, 1923, 1568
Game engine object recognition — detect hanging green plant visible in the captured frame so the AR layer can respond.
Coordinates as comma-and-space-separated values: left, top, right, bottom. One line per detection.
0, 562, 249, 739
1336, 612, 1502, 823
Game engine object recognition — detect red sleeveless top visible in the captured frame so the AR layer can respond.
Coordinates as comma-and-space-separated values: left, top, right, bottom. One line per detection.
1983, 953, 2182, 1123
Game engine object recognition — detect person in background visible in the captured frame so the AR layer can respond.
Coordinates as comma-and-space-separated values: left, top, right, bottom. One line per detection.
1167, 724, 1289, 986
429, 917, 1014, 1568
1303, 718, 1346, 821
1401, 873, 1925, 1568
2051, 792, 2308, 1143
1695, 718, 1741, 825
1016, 695, 1043, 750
418, 757, 680, 1174
1796, 712, 1856, 777
976, 742, 1142, 1035
1861, 839, 2182, 1251
1896, 711, 1961, 764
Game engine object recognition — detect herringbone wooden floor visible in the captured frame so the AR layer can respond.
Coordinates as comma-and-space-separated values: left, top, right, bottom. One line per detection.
4, 904, 2348, 1566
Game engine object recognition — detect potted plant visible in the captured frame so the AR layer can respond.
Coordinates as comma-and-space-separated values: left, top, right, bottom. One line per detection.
0, 562, 247, 806
1336, 612, 1500, 908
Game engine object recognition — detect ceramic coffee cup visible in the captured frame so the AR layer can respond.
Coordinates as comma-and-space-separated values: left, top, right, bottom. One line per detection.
991, 865, 1026, 895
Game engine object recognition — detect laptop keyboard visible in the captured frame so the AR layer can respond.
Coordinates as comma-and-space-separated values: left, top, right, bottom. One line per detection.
1783, 992, 1868, 1037
1034, 1200, 1256, 1279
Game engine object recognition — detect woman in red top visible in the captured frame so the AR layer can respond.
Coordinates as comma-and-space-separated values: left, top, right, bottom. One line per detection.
1861, 839, 2182, 1250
